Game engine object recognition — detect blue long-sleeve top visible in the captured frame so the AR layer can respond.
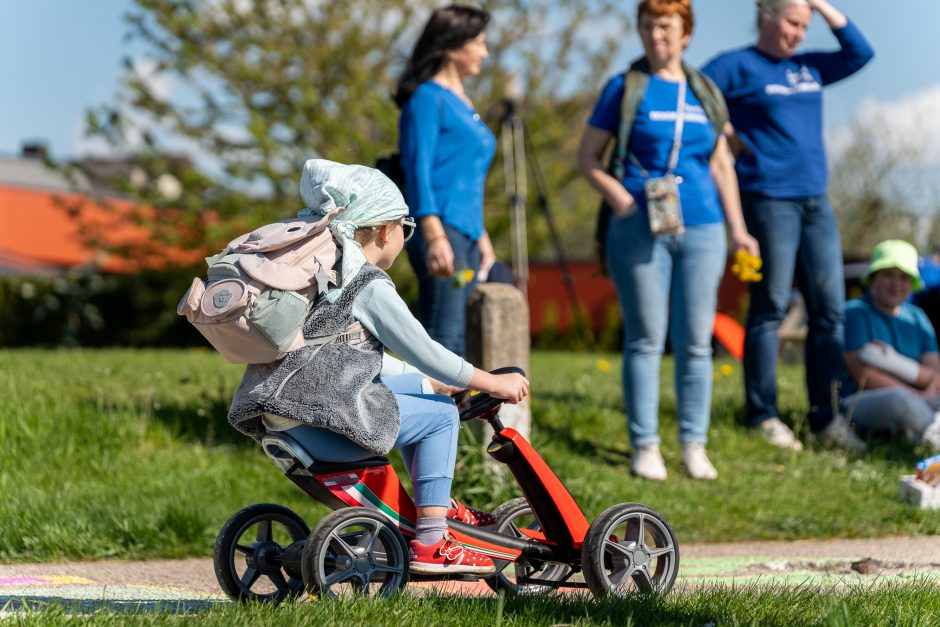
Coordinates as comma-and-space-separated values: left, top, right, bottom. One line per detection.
399, 81, 496, 240
701, 20, 874, 198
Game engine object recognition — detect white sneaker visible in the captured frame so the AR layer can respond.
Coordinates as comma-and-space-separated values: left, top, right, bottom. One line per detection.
631, 444, 667, 481
920, 413, 940, 450
755, 417, 804, 452
681, 443, 718, 480
817, 414, 867, 452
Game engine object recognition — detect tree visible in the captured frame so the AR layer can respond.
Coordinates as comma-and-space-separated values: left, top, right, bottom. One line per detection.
829, 104, 940, 258
72, 0, 631, 267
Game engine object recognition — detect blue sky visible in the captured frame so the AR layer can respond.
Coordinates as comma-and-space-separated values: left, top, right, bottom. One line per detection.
2, 1, 938, 161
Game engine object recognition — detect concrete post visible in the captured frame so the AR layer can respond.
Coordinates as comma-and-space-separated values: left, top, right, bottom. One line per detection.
465, 283, 531, 440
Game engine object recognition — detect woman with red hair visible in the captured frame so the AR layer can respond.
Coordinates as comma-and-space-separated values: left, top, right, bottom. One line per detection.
578, 0, 758, 480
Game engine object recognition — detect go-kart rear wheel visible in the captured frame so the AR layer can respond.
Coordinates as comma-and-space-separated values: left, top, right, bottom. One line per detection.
582, 503, 679, 597
302, 507, 409, 599
214, 503, 309, 603
484, 497, 573, 595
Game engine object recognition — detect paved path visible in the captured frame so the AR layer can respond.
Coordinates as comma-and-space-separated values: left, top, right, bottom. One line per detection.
2, 536, 938, 614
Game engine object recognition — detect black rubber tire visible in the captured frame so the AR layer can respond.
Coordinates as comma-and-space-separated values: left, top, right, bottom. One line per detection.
214, 503, 309, 604
484, 497, 572, 595
301, 507, 409, 599
581, 502, 679, 597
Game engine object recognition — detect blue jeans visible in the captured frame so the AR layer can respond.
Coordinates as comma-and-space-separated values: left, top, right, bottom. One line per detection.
844, 388, 940, 440
285, 374, 459, 507
741, 193, 844, 432
606, 213, 726, 447
406, 224, 481, 357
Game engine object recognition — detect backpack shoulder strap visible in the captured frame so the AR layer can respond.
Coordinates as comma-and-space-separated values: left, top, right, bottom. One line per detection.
682, 61, 729, 153
610, 59, 650, 179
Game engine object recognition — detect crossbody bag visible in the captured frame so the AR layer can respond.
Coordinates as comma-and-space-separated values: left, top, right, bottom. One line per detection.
629, 78, 686, 236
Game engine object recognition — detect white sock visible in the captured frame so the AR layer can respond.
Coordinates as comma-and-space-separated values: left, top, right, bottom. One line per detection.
415, 516, 448, 546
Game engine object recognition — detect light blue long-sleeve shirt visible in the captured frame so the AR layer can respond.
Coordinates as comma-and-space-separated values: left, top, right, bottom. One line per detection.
352, 277, 474, 388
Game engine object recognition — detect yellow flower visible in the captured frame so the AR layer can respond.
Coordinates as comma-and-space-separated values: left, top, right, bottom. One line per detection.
732, 250, 763, 283
596, 359, 611, 372
719, 364, 734, 376
452, 268, 476, 287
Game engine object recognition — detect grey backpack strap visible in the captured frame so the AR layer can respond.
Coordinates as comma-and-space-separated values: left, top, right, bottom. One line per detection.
682, 60, 729, 154
611, 67, 650, 180
304, 322, 369, 348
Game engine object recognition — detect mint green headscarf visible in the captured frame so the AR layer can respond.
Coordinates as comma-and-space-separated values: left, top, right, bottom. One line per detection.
298, 159, 409, 301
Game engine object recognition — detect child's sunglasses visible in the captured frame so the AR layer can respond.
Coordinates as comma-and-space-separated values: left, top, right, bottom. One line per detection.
402, 217, 416, 242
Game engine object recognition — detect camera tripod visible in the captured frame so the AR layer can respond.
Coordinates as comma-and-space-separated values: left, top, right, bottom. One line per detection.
499, 97, 594, 348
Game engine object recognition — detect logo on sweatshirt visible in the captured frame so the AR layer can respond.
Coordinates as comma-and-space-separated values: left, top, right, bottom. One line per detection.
765, 65, 820, 96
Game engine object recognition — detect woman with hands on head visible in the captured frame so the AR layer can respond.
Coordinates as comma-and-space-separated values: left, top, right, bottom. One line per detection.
578, 0, 758, 482
701, 0, 874, 453
395, 4, 497, 358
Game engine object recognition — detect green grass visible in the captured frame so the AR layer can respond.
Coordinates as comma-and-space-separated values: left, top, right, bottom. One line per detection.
0, 348, 938, 565
8, 582, 940, 626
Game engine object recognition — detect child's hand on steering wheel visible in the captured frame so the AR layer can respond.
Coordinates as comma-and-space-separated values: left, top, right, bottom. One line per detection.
471, 370, 529, 404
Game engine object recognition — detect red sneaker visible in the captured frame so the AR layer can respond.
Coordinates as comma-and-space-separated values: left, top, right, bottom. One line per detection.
447, 498, 497, 526
408, 533, 496, 575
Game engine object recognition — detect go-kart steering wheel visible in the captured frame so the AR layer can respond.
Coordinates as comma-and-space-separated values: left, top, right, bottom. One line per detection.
454, 366, 526, 422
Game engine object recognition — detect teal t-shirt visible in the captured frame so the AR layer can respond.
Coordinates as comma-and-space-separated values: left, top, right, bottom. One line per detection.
844, 293, 938, 360
842, 292, 938, 395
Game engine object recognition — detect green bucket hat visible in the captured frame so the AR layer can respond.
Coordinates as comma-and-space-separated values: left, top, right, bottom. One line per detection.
861, 239, 923, 291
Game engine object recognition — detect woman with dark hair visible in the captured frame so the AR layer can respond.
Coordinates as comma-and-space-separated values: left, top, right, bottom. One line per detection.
396, 4, 496, 357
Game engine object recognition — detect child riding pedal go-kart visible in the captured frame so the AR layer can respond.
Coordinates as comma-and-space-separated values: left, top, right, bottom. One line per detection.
214, 367, 680, 600
189, 160, 678, 600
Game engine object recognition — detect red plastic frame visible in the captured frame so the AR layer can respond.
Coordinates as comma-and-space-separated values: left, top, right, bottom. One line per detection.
311, 424, 589, 561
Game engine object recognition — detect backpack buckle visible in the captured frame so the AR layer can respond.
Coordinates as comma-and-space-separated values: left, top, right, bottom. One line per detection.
336, 330, 362, 344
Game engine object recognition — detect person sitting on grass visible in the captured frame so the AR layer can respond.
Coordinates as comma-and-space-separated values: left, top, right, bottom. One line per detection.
841, 240, 940, 450
227, 159, 529, 575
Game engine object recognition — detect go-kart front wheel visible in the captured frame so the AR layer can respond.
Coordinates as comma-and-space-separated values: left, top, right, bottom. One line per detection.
581, 503, 679, 597
214, 503, 309, 603
302, 507, 409, 599
484, 497, 573, 595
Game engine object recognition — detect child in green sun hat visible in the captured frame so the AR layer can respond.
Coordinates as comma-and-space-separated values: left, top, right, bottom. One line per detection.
840, 239, 940, 450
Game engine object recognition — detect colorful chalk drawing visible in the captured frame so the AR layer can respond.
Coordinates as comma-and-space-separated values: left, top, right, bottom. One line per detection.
1, 557, 937, 616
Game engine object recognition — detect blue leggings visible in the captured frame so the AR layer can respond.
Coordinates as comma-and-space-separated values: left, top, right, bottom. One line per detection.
284, 374, 459, 507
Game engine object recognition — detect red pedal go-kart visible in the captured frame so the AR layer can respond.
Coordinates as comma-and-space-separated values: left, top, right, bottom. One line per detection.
213, 367, 679, 601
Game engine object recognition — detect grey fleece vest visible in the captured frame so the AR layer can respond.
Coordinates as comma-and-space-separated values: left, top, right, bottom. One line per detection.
228, 264, 399, 454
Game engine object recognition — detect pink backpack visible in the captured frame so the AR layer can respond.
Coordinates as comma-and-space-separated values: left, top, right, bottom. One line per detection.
177, 212, 363, 364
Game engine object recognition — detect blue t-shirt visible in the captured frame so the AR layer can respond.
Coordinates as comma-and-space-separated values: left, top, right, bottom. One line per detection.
399, 81, 496, 240
844, 293, 938, 360
701, 21, 873, 198
842, 293, 938, 395
918, 257, 940, 292
588, 74, 723, 227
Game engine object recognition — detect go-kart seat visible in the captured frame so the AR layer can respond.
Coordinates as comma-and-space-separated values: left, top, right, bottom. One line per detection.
261, 431, 390, 477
